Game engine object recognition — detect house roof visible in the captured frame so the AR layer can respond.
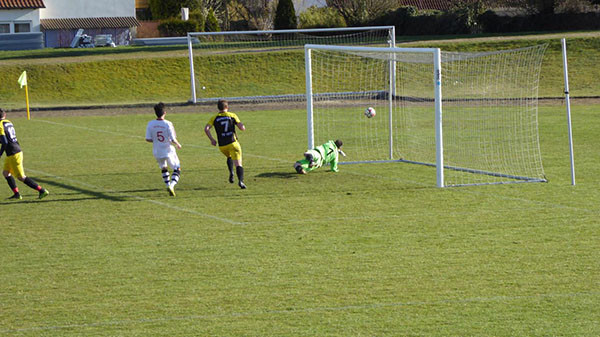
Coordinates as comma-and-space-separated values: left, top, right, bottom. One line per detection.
41, 17, 140, 30
135, 0, 149, 9
398, 0, 454, 11
0, 0, 45, 9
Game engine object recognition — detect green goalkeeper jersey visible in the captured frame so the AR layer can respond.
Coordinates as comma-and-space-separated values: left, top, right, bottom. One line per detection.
315, 140, 340, 172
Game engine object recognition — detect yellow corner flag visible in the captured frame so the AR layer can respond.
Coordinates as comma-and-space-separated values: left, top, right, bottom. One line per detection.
18, 70, 27, 88
18, 71, 30, 120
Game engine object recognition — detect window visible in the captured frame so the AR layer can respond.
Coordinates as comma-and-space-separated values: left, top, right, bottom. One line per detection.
0, 23, 9, 34
14, 22, 31, 33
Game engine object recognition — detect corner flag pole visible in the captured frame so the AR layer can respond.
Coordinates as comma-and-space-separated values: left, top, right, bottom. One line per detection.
24, 83, 30, 120
18, 71, 30, 120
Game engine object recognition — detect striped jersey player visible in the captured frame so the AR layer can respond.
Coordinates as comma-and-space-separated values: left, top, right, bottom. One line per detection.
145, 102, 182, 196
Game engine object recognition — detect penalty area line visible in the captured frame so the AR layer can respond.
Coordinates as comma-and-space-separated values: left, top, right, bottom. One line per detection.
28, 168, 243, 225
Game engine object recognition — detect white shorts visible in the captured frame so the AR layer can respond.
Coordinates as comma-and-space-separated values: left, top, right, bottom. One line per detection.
155, 152, 180, 170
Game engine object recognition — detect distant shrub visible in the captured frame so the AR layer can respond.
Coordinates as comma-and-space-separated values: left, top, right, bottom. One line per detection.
274, 0, 298, 30
299, 6, 347, 29
371, 5, 417, 26
479, 10, 600, 33
205, 8, 220, 33
189, 9, 205, 32
449, 0, 486, 33
149, 0, 201, 20
158, 19, 198, 37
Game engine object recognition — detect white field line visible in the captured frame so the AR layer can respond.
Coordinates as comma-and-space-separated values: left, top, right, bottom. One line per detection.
2, 290, 598, 333
33, 119, 596, 214
28, 168, 243, 225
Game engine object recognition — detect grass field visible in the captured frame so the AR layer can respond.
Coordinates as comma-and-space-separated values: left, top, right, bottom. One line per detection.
0, 101, 598, 336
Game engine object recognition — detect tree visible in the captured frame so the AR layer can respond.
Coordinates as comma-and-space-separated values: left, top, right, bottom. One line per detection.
532, 0, 557, 14
228, 0, 276, 30
274, 0, 298, 29
299, 6, 347, 28
205, 7, 221, 32
326, 0, 397, 26
201, 0, 230, 29
503, 0, 557, 14
149, 0, 202, 20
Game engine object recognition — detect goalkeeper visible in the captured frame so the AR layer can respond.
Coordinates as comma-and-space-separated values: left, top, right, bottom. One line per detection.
294, 139, 345, 174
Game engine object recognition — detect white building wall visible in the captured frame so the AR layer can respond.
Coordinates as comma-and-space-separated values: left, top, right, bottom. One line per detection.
40, 0, 135, 19
0, 10, 41, 32
294, 0, 327, 13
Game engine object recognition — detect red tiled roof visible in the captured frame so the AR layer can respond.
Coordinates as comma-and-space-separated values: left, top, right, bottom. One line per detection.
41, 17, 140, 30
0, 0, 45, 9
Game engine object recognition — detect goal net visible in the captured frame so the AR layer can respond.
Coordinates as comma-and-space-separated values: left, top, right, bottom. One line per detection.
305, 44, 548, 187
186, 27, 394, 104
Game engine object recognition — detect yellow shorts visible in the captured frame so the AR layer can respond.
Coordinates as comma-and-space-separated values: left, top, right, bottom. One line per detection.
3, 151, 25, 179
219, 141, 242, 161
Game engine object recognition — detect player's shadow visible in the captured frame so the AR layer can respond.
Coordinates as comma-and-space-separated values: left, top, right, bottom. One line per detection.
256, 171, 297, 179
34, 177, 128, 202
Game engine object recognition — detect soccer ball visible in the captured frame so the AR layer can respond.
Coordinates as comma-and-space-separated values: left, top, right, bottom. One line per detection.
364, 107, 376, 118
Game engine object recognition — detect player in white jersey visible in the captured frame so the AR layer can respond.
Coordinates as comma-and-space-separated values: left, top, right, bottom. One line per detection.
145, 102, 182, 196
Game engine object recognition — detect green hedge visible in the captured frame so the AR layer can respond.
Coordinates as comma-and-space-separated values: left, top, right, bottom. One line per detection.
371, 6, 600, 36
479, 11, 600, 33
158, 19, 199, 37
299, 6, 347, 29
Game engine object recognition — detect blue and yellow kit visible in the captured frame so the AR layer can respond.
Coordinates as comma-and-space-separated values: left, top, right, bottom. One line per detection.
0, 119, 22, 157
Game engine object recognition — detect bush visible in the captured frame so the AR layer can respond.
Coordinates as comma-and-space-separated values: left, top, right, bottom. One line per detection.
370, 5, 416, 32
274, 0, 298, 30
157, 18, 198, 37
149, 0, 201, 20
479, 10, 600, 33
404, 11, 444, 35
449, 0, 486, 33
205, 8, 220, 32
299, 6, 347, 29
189, 9, 205, 32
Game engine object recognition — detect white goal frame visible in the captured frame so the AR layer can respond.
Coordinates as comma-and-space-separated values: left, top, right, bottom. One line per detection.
186, 26, 396, 104
305, 44, 445, 187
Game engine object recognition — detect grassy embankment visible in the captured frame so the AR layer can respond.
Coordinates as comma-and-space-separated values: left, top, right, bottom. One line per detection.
0, 33, 598, 109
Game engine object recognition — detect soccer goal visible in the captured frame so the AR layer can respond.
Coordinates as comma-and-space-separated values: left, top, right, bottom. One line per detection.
186, 26, 395, 104
305, 44, 549, 187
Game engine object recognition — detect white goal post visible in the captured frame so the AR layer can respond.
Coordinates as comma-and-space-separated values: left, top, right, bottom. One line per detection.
186, 26, 395, 104
305, 44, 549, 187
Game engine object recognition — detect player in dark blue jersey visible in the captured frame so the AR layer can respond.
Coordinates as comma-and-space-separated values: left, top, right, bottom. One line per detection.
0, 108, 49, 200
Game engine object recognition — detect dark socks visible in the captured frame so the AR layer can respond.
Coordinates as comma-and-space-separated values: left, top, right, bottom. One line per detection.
227, 158, 234, 183
236, 166, 244, 183
23, 177, 42, 191
5, 176, 18, 194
